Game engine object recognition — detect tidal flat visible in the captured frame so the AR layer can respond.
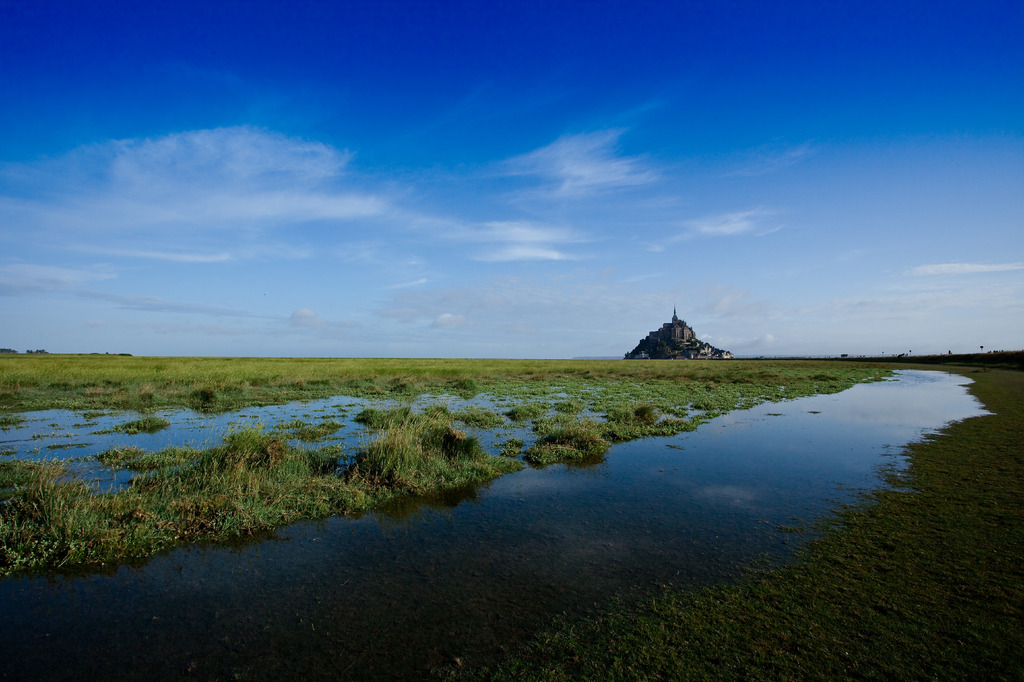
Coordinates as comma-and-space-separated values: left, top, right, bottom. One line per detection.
455, 365, 1024, 681
0, 356, 1013, 679
0, 356, 889, 575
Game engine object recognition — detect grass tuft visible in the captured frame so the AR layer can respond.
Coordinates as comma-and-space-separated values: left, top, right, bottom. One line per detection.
347, 409, 519, 491
97, 445, 197, 471
0, 414, 26, 430
455, 406, 506, 428
95, 415, 171, 435
274, 418, 343, 442
525, 419, 610, 466
505, 401, 547, 422
498, 438, 524, 458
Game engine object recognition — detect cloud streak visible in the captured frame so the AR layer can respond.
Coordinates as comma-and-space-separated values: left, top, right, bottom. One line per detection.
680, 208, 779, 238
469, 220, 584, 261
0, 127, 389, 263
0, 264, 115, 294
502, 130, 656, 197
908, 262, 1024, 276
725, 142, 818, 177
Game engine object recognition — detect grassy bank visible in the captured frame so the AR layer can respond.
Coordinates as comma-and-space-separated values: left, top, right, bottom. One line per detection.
840, 350, 1024, 371
453, 366, 1024, 680
0, 413, 521, 574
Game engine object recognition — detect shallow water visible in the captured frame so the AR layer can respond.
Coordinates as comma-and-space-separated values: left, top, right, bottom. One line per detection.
0, 370, 987, 680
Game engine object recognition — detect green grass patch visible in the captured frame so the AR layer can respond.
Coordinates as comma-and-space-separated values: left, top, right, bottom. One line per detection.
0, 459, 39, 500
0, 355, 890, 414
94, 416, 171, 435
96, 445, 198, 472
525, 420, 611, 466
505, 401, 548, 422
354, 406, 413, 429
552, 398, 586, 415
597, 401, 701, 442
274, 418, 344, 442
605, 402, 660, 425
1, 411, 520, 574
0, 414, 25, 430
347, 409, 521, 492
498, 438, 524, 458
454, 406, 506, 429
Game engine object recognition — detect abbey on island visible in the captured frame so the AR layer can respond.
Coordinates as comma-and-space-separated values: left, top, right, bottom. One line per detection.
624, 308, 734, 360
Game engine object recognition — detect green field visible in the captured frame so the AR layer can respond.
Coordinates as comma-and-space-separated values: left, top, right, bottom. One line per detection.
0, 354, 885, 413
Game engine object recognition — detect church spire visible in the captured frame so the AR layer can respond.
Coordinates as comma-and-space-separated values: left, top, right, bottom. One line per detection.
672, 305, 678, 322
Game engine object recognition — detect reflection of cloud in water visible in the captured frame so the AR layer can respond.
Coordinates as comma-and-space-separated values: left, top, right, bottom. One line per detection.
813, 371, 988, 426
695, 484, 758, 507
707, 371, 987, 432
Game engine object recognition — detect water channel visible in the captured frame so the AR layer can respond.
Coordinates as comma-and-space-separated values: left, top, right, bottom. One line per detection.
0, 370, 988, 679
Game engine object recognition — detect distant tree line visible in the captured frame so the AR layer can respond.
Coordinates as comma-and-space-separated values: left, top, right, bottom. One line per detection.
0, 349, 48, 354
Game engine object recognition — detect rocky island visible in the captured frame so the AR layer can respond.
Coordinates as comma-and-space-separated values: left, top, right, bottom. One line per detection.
625, 308, 734, 360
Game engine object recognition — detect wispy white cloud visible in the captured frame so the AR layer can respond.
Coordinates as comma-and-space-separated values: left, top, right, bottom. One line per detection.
477, 245, 574, 262
502, 130, 656, 197
72, 246, 236, 263
289, 308, 325, 328
475, 221, 578, 244
908, 262, 1024, 276
0, 264, 115, 294
282, 308, 358, 339
0, 262, 267, 320
387, 278, 429, 290
680, 208, 779, 238
464, 220, 585, 262
107, 126, 350, 186
89, 291, 260, 318
432, 313, 468, 328
0, 127, 389, 263
725, 142, 818, 177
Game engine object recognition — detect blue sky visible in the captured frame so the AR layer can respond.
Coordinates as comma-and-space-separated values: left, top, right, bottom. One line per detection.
2, 1, 1022, 358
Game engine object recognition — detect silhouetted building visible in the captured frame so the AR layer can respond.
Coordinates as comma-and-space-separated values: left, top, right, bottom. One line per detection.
625, 308, 733, 360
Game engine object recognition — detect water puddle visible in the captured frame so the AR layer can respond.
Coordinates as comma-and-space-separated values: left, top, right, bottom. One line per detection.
0, 370, 987, 679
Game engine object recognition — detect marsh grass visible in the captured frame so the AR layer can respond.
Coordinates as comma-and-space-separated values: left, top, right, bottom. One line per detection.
499, 438, 524, 458
97, 445, 198, 471
524, 420, 610, 466
505, 401, 547, 422
599, 401, 700, 442
0, 459, 39, 499
0, 357, 896, 575
1, 413, 520, 574
347, 408, 521, 492
274, 418, 344, 442
553, 398, 586, 415
0, 414, 25, 430
94, 415, 171, 435
189, 387, 218, 412
454, 406, 506, 429
0, 355, 889, 414
354, 406, 412, 429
